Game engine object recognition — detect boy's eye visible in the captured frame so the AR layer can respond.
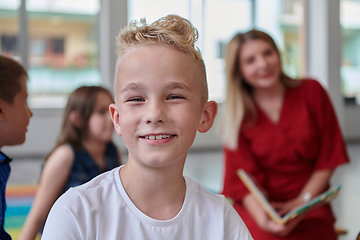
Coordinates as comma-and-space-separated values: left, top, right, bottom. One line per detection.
167, 95, 185, 100
126, 97, 144, 102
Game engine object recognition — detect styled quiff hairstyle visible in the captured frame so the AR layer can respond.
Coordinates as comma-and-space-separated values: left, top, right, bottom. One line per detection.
0, 55, 28, 104
219, 30, 300, 149
115, 14, 208, 102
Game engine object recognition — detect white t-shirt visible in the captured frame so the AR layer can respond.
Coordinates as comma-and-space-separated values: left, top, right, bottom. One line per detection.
41, 166, 253, 240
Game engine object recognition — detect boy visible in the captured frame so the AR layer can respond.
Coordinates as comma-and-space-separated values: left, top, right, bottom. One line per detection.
41, 15, 253, 239
0, 55, 33, 239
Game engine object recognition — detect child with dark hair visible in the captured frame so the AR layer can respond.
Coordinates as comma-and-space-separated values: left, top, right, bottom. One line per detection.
19, 86, 122, 240
0, 55, 33, 240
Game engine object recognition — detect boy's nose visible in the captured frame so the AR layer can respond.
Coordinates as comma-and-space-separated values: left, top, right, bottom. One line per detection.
145, 101, 167, 124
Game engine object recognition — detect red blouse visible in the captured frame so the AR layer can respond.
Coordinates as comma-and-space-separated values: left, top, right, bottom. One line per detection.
222, 79, 349, 239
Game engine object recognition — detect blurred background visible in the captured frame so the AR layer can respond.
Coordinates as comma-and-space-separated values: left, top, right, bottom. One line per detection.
1, 0, 360, 156
0, 0, 359, 239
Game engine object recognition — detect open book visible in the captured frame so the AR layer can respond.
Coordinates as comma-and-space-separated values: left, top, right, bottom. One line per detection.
237, 169, 341, 225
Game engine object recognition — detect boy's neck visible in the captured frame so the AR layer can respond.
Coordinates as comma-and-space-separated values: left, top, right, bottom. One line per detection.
120, 159, 186, 220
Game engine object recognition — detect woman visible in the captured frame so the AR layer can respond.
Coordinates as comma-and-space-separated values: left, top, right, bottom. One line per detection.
220, 30, 349, 239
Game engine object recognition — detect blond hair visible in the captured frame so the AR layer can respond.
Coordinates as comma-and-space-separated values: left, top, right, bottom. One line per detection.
219, 30, 300, 149
114, 14, 208, 102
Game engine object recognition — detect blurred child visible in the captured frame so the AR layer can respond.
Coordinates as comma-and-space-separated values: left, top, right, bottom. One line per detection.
41, 15, 253, 239
19, 86, 122, 240
0, 55, 33, 240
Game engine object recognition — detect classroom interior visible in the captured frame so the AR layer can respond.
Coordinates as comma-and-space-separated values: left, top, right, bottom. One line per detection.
1, 0, 360, 239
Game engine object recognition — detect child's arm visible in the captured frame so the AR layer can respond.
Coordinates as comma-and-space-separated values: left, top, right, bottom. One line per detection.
19, 145, 74, 240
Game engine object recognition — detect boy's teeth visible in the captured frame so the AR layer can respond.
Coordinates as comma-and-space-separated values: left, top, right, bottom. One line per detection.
145, 135, 171, 140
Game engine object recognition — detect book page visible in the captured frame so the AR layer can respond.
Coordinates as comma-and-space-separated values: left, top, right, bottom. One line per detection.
282, 186, 341, 223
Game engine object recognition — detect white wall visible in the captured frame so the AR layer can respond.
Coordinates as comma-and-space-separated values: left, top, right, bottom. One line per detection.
306, 0, 344, 127
344, 106, 360, 140
306, 0, 360, 140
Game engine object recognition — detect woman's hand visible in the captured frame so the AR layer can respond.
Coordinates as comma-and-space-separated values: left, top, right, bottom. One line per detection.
259, 213, 305, 237
243, 194, 305, 237
271, 196, 304, 216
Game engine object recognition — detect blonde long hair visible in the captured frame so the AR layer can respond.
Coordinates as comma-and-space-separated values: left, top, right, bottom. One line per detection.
219, 30, 300, 149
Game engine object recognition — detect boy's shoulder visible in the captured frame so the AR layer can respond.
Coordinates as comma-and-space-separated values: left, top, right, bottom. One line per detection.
79, 166, 119, 187
184, 176, 230, 210
66, 166, 120, 199
184, 176, 253, 239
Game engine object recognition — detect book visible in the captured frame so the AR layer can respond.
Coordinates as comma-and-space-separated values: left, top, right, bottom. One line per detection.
237, 169, 341, 225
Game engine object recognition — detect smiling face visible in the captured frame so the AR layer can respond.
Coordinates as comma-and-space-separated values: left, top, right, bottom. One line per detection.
110, 44, 213, 169
239, 39, 282, 90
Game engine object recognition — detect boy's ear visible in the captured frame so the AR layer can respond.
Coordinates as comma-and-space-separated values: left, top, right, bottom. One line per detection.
109, 103, 122, 136
69, 110, 82, 128
197, 100, 218, 133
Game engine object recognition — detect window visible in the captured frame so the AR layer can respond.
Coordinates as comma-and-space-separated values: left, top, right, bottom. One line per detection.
341, 0, 360, 105
1, 35, 18, 54
0, 0, 101, 108
0, 0, 20, 58
278, 0, 305, 78
129, 0, 304, 103
1, 0, 305, 108
26, 0, 101, 108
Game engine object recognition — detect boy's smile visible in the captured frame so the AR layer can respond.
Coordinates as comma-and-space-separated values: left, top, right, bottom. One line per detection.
110, 44, 211, 169
140, 134, 176, 144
